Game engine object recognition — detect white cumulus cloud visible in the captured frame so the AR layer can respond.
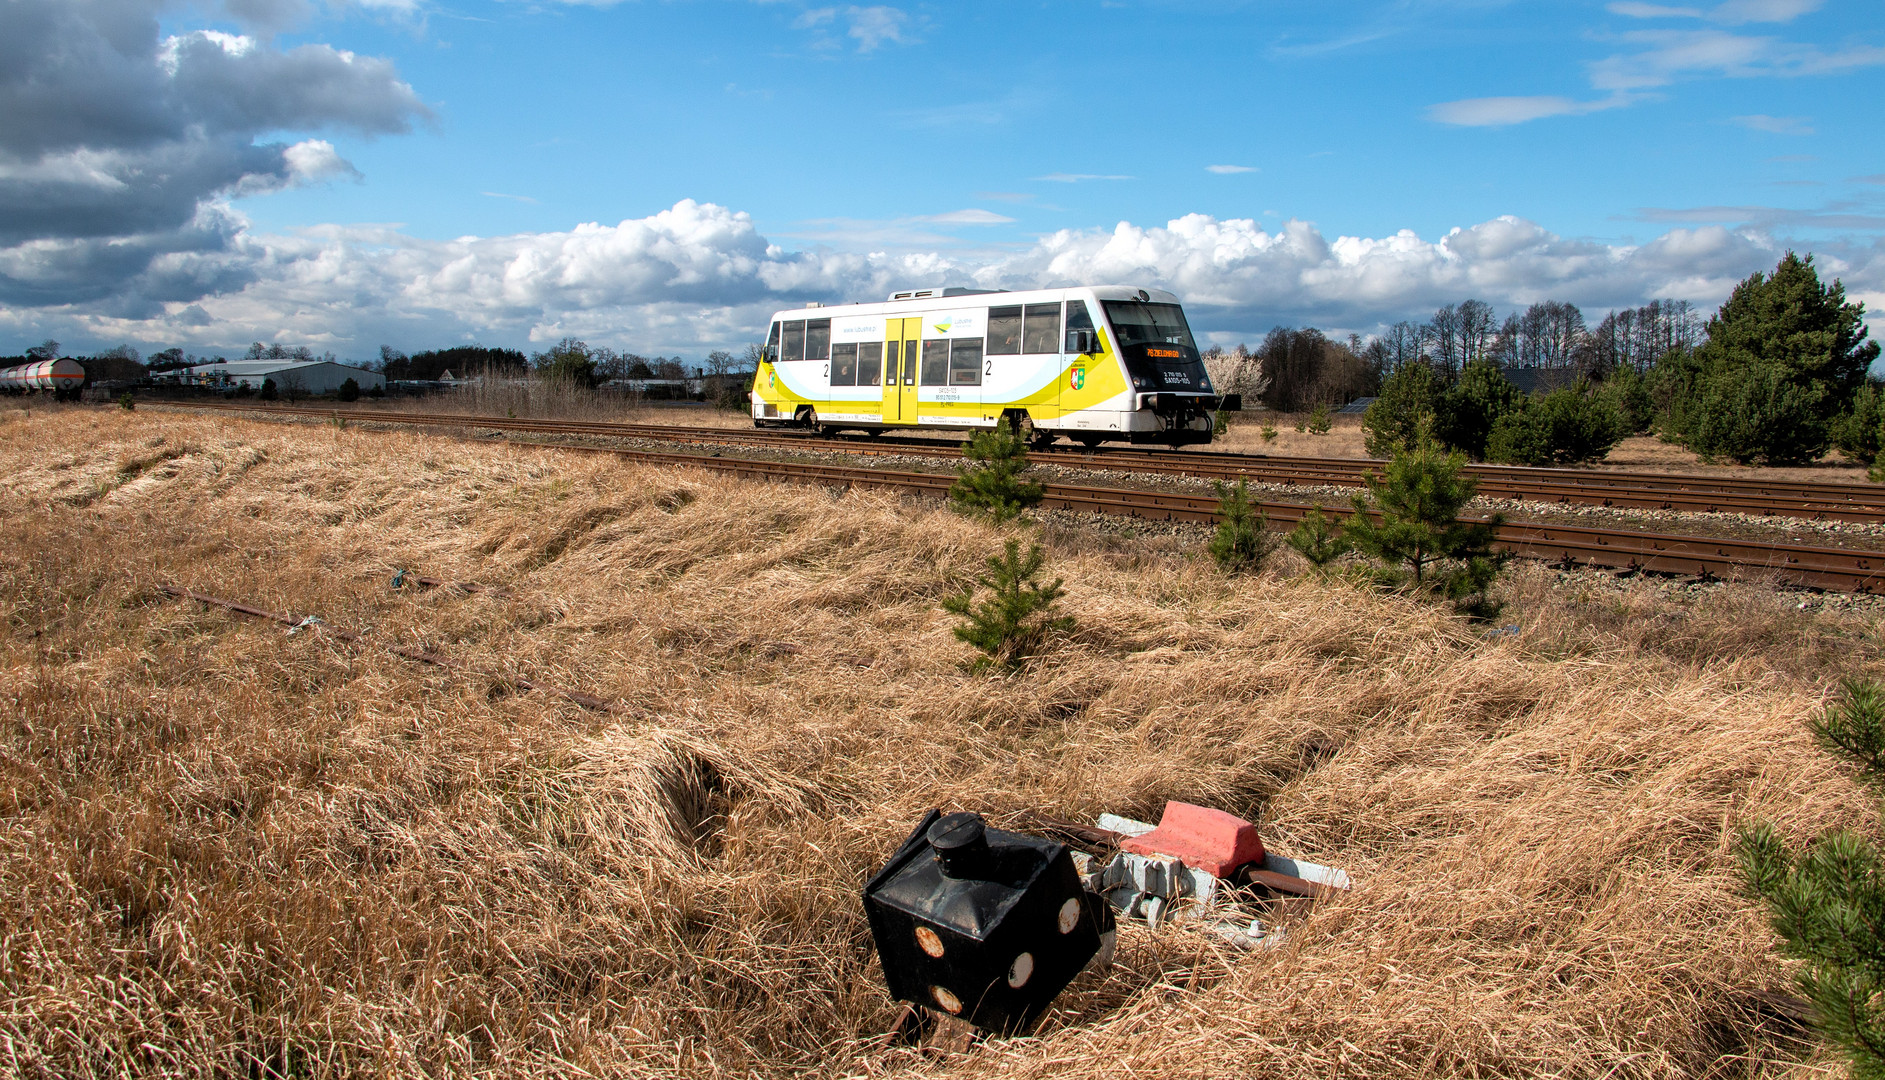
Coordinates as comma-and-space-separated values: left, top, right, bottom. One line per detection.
14, 199, 1875, 359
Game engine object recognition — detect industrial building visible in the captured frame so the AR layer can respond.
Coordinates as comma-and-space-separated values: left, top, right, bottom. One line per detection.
169, 360, 385, 395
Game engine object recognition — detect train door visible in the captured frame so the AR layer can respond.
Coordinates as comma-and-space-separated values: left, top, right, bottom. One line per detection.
884, 317, 920, 424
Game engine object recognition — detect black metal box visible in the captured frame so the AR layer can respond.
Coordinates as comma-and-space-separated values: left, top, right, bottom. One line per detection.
863, 810, 1104, 1034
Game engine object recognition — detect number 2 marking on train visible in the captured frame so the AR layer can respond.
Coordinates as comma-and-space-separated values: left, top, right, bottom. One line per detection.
985, 360, 992, 375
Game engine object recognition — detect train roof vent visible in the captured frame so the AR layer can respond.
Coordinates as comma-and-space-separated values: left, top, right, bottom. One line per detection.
886, 287, 1008, 301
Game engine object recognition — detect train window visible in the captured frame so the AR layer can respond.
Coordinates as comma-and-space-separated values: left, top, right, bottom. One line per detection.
1064, 300, 1094, 352
949, 340, 983, 386
764, 322, 781, 362
856, 342, 883, 386
831, 342, 857, 386
902, 341, 917, 385
805, 319, 831, 361
782, 320, 806, 362
1022, 303, 1061, 353
921, 339, 950, 385
986, 306, 1022, 354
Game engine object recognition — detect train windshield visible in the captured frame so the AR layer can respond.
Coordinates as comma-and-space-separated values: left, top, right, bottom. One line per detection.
1101, 301, 1199, 351
1101, 300, 1212, 393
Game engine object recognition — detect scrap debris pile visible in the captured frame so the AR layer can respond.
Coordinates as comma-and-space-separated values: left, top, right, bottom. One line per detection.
863, 801, 1352, 1040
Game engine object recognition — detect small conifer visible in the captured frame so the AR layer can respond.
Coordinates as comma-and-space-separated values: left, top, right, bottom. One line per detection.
1286, 504, 1349, 570
116, 392, 134, 411
1307, 402, 1332, 436
1738, 680, 1885, 1080
1208, 479, 1277, 574
942, 538, 1074, 672
1343, 434, 1507, 616
949, 427, 1043, 522
1260, 423, 1278, 443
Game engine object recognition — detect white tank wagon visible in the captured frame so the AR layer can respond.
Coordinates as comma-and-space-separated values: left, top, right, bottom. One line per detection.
0, 358, 86, 392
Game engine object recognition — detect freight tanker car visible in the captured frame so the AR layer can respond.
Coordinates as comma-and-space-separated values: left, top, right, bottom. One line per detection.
749, 285, 1230, 446
0, 359, 85, 394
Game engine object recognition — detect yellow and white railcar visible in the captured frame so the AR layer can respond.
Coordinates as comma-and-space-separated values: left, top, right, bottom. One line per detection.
749, 285, 1226, 446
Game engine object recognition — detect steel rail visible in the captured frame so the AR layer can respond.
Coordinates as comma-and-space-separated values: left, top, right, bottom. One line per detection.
522, 442, 1885, 593
162, 401, 1885, 523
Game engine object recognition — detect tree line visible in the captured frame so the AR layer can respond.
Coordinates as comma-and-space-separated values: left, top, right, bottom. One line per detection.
1203, 253, 1876, 468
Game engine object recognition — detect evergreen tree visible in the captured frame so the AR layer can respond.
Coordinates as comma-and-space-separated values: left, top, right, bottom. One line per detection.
1208, 479, 1278, 574
1684, 360, 1831, 465
1704, 253, 1879, 397
1739, 680, 1885, 1080
1286, 504, 1350, 570
533, 337, 600, 387
941, 539, 1075, 672
337, 377, 361, 402
949, 427, 1043, 522
1658, 253, 1878, 463
1436, 359, 1524, 460
1596, 366, 1656, 434
1344, 436, 1507, 616
1361, 362, 1445, 457
1832, 382, 1885, 465
1485, 384, 1628, 466
1306, 402, 1332, 436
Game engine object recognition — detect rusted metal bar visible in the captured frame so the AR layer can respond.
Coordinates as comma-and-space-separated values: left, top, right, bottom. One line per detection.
1239, 867, 1340, 900
159, 585, 620, 712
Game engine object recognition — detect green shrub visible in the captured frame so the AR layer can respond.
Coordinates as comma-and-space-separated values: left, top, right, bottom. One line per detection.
337, 377, 360, 402
1306, 402, 1331, 436
948, 427, 1043, 522
1436, 360, 1524, 460
1344, 438, 1507, 617
1362, 363, 1444, 457
941, 538, 1074, 672
1485, 385, 1627, 466
259, 378, 278, 401
1738, 680, 1885, 1080
117, 392, 134, 411
1657, 253, 1877, 463
1286, 504, 1349, 570
1260, 422, 1277, 443
1832, 382, 1885, 464
1682, 360, 1830, 465
1597, 367, 1655, 434
1208, 479, 1277, 574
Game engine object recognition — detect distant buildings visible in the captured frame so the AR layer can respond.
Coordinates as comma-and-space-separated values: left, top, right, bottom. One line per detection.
162, 360, 385, 394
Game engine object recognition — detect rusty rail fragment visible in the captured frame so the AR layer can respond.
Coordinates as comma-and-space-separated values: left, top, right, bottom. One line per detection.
159, 584, 619, 712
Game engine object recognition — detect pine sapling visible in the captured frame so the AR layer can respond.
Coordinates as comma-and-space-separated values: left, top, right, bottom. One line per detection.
1286, 503, 1350, 570
1208, 479, 1277, 574
1343, 435, 1508, 616
941, 538, 1075, 672
117, 392, 134, 411
1307, 402, 1332, 436
1261, 423, 1278, 444
1738, 680, 1885, 1080
949, 427, 1043, 522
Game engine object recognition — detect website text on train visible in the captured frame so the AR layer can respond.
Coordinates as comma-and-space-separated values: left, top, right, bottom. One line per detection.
749, 286, 1235, 446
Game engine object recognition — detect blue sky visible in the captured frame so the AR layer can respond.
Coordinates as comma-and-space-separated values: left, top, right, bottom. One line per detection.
3, 0, 1882, 360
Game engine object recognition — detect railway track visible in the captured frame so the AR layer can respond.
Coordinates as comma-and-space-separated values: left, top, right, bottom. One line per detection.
166, 400, 1885, 525
521, 442, 1885, 594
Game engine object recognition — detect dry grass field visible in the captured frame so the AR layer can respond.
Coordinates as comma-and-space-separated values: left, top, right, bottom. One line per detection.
2, 403, 1881, 1078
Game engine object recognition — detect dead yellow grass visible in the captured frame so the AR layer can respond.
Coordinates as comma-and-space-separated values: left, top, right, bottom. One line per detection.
1, 405, 1879, 1078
